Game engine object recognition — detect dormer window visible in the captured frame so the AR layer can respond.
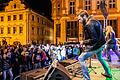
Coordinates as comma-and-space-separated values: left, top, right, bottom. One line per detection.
14, 4, 16, 8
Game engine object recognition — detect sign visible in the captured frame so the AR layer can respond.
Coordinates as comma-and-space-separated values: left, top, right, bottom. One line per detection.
67, 38, 78, 42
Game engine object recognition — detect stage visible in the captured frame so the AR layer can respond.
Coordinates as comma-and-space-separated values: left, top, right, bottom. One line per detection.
71, 59, 120, 80
71, 52, 120, 80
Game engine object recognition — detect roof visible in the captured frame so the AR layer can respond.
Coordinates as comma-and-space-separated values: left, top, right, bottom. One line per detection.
0, 0, 52, 20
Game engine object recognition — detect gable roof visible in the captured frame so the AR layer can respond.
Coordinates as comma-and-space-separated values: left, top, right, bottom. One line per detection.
0, 0, 52, 20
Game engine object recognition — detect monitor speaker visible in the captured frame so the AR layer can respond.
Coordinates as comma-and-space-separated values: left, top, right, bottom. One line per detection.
43, 60, 71, 80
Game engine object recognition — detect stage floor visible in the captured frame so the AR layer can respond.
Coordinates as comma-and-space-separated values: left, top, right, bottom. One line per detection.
72, 52, 120, 80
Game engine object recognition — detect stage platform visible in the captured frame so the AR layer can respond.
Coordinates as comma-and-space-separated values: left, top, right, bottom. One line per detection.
71, 59, 120, 80
72, 52, 120, 80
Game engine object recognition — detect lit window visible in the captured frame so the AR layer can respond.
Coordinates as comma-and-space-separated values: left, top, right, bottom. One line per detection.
19, 14, 23, 20
42, 19, 46, 25
19, 27, 23, 34
13, 15, 17, 20
56, 24, 61, 37
8, 16, 11, 21
32, 15, 34, 21
69, 1, 75, 14
0, 28, 4, 34
13, 27, 16, 34
97, 0, 100, 9
1, 16, 4, 22
14, 4, 16, 8
66, 21, 78, 37
32, 27, 34, 35
57, 3, 61, 15
109, 0, 116, 8
37, 27, 40, 35
37, 17, 39, 23
84, 0, 91, 10
7, 27, 11, 34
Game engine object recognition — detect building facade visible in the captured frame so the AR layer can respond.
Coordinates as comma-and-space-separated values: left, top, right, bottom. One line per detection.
0, 0, 53, 45
51, 0, 120, 44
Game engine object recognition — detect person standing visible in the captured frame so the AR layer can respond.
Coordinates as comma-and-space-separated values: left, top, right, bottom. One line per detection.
2, 49, 13, 80
105, 26, 120, 62
78, 10, 112, 80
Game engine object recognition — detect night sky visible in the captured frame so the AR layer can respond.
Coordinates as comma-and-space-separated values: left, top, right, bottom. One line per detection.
0, 0, 52, 20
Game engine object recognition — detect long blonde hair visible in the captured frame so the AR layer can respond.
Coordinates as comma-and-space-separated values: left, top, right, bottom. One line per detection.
105, 26, 115, 37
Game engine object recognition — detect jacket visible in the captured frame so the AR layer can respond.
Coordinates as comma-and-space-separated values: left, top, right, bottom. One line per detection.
83, 17, 106, 51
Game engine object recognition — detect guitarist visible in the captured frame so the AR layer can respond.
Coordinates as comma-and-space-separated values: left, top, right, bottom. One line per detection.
78, 10, 112, 79
105, 26, 120, 62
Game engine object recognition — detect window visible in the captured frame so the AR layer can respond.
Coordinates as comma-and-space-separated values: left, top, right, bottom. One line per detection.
37, 27, 40, 35
8, 16, 11, 21
84, 0, 91, 10
57, 3, 61, 15
32, 15, 34, 21
69, 1, 75, 14
1, 16, 4, 21
97, 0, 100, 9
0, 28, 4, 34
14, 4, 16, 8
13, 27, 16, 34
47, 29, 50, 36
19, 14, 23, 20
32, 27, 34, 35
41, 28, 44, 35
7, 27, 11, 34
19, 27, 23, 34
56, 24, 61, 37
42, 19, 46, 25
109, 0, 116, 8
45, 29, 47, 35
37, 17, 39, 23
66, 21, 78, 38
13, 15, 17, 20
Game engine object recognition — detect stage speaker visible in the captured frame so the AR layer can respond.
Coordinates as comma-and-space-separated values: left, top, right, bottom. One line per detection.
20, 68, 48, 80
43, 60, 71, 80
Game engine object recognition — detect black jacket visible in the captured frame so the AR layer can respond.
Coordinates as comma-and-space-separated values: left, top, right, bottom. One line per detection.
83, 18, 106, 51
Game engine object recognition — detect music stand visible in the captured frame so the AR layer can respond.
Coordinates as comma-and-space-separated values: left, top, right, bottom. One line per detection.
88, 57, 97, 74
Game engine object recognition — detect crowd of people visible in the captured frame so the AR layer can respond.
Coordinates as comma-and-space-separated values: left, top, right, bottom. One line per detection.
0, 43, 83, 80
1, 9, 120, 80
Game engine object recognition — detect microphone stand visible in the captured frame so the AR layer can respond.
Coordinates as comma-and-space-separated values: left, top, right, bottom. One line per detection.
81, 45, 97, 74
88, 57, 97, 74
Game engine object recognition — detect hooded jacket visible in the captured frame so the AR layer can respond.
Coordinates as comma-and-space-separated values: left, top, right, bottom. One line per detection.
83, 16, 106, 51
